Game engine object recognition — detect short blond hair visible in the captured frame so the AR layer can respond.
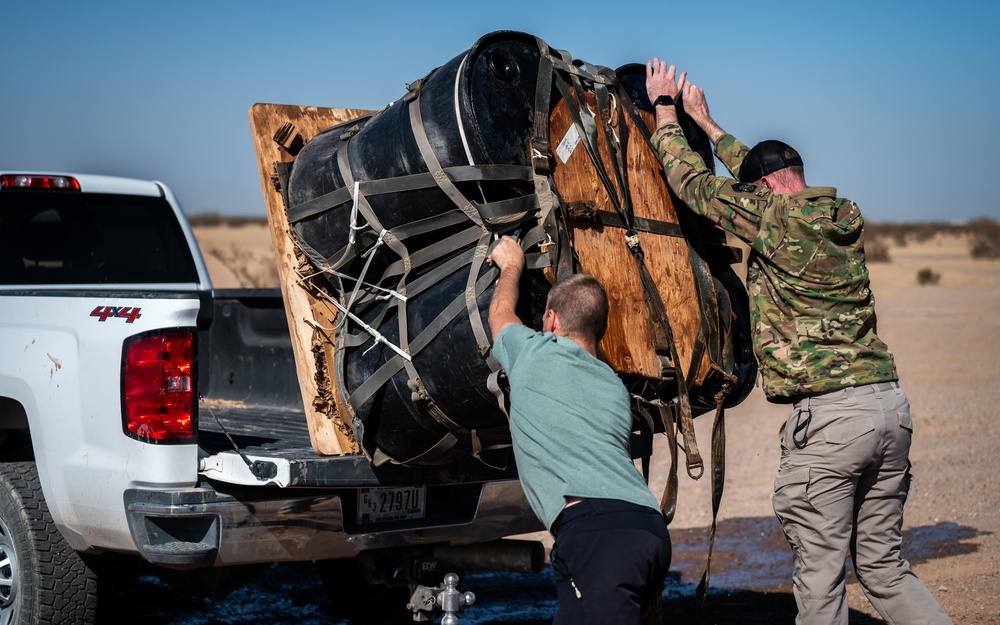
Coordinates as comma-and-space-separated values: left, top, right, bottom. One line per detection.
545, 273, 609, 342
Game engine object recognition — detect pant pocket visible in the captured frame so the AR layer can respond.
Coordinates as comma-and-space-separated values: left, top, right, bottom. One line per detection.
773, 466, 821, 547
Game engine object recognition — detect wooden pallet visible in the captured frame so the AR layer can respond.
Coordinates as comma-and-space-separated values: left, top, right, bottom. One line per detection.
248, 103, 371, 456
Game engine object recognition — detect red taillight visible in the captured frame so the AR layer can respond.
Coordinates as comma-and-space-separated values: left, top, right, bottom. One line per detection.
123, 330, 195, 442
0, 174, 81, 190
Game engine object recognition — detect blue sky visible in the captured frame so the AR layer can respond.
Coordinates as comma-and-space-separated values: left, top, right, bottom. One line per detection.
3, 1, 997, 222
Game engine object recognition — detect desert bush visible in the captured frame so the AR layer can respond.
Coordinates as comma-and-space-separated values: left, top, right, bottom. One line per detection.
866, 221, 966, 247
867, 222, 910, 247
189, 212, 268, 228
865, 236, 891, 263
968, 217, 1000, 259
207, 244, 280, 288
916, 267, 941, 286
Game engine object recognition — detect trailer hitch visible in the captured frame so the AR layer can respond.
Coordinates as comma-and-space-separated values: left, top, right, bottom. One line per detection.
407, 572, 476, 624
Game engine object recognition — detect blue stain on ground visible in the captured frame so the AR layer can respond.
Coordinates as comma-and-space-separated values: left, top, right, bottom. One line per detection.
97, 519, 982, 624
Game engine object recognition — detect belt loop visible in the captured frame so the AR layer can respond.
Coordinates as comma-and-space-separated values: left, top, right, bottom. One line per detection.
872, 382, 883, 400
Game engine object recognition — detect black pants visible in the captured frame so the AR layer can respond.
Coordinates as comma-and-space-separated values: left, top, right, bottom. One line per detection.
550, 499, 670, 625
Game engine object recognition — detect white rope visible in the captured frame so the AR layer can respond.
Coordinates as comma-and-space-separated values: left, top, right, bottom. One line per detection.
349, 181, 362, 245
609, 93, 620, 144
454, 53, 476, 167
453, 53, 488, 205
299, 266, 406, 303
342, 229, 387, 327
318, 291, 412, 362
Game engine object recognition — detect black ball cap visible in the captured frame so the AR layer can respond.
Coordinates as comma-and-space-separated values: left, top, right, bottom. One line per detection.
738, 140, 803, 182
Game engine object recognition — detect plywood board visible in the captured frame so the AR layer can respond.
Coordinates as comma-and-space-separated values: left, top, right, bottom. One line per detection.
248, 103, 372, 455
548, 96, 711, 385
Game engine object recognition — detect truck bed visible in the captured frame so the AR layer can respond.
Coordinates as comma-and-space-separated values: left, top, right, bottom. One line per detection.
198, 399, 518, 487
196, 291, 518, 487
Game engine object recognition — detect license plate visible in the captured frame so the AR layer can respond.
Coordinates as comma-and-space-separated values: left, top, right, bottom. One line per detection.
358, 486, 426, 524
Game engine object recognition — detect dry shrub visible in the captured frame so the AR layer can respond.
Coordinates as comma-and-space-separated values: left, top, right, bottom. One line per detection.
188, 212, 268, 228
866, 221, 965, 247
865, 236, 891, 263
968, 217, 1000, 259
207, 244, 280, 288
916, 267, 941, 286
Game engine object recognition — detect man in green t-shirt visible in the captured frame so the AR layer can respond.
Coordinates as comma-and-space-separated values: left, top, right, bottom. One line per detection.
644, 57, 952, 625
487, 235, 669, 625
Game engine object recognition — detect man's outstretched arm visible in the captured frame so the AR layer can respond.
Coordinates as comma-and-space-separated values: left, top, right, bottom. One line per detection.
487, 235, 526, 340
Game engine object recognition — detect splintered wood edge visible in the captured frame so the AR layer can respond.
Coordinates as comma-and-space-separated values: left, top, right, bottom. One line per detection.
248, 103, 371, 455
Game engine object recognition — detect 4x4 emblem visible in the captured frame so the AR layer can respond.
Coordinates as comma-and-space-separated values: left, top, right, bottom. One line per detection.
90, 306, 142, 323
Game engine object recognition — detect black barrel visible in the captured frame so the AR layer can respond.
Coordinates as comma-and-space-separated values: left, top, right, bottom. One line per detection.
286, 31, 552, 466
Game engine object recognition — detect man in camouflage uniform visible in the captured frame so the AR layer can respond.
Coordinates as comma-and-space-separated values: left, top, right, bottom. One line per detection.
644, 57, 952, 625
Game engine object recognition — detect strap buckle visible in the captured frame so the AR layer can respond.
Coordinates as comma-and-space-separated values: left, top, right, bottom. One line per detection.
530, 138, 551, 175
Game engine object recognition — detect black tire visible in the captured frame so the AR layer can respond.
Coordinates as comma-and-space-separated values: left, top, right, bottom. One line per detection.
0, 461, 97, 625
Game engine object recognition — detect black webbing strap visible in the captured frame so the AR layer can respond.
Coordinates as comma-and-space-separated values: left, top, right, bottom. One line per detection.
409, 95, 484, 228
696, 280, 737, 606
657, 401, 681, 524
347, 267, 498, 422
618, 83, 741, 606
341, 248, 473, 348
528, 37, 564, 281
617, 92, 720, 388
466, 228, 506, 418
696, 400, 727, 606
288, 165, 535, 224
552, 61, 632, 233
627, 236, 704, 482
593, 211, 685, 238
319, 209, 473, 277
634, 404, 656, 484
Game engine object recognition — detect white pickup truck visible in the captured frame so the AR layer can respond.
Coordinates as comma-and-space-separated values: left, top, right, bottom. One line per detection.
0, 172, 542, 624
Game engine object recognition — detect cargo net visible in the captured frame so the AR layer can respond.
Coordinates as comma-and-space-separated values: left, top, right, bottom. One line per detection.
281, 32, 747, 474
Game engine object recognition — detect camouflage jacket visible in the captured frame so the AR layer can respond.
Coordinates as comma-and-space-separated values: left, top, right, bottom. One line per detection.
651, 123, 897, 400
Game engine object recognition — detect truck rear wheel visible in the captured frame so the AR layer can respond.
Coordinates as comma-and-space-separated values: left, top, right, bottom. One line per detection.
0, 462, 97, 625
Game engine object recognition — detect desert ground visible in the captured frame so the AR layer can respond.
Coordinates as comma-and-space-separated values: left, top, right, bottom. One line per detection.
189, 222, 999, 623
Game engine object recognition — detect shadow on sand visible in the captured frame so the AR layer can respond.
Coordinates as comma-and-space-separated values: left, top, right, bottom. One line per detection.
97, 518, 982, 624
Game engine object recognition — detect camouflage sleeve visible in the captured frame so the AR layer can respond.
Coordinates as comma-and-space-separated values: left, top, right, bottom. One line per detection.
714, 134, 752, 180
650, 123, 768, 248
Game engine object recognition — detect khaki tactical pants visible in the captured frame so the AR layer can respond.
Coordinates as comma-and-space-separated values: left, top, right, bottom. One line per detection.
772, 381, 952, 625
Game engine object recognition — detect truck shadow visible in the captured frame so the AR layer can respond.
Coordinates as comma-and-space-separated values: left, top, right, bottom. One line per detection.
95, 517, 982, 624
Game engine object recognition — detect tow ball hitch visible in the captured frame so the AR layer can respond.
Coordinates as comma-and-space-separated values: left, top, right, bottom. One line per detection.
407, 572, 476, 623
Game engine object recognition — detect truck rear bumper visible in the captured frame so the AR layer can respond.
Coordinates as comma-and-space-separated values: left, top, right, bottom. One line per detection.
124, 480, 542, 569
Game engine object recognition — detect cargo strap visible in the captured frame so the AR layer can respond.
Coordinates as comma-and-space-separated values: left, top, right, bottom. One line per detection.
695, 279, 737, 607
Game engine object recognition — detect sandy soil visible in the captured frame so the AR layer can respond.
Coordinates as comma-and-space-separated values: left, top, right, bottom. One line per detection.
191, 225, 1000, 623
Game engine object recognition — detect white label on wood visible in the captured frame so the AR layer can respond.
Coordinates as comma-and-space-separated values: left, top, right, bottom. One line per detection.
556, 123, 581, 164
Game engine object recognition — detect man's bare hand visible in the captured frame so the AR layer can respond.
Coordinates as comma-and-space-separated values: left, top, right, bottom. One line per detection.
680, 79, 726, 144
645, 57, 686, 105
487, 236, 525, 274
681, 81, 709, 123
